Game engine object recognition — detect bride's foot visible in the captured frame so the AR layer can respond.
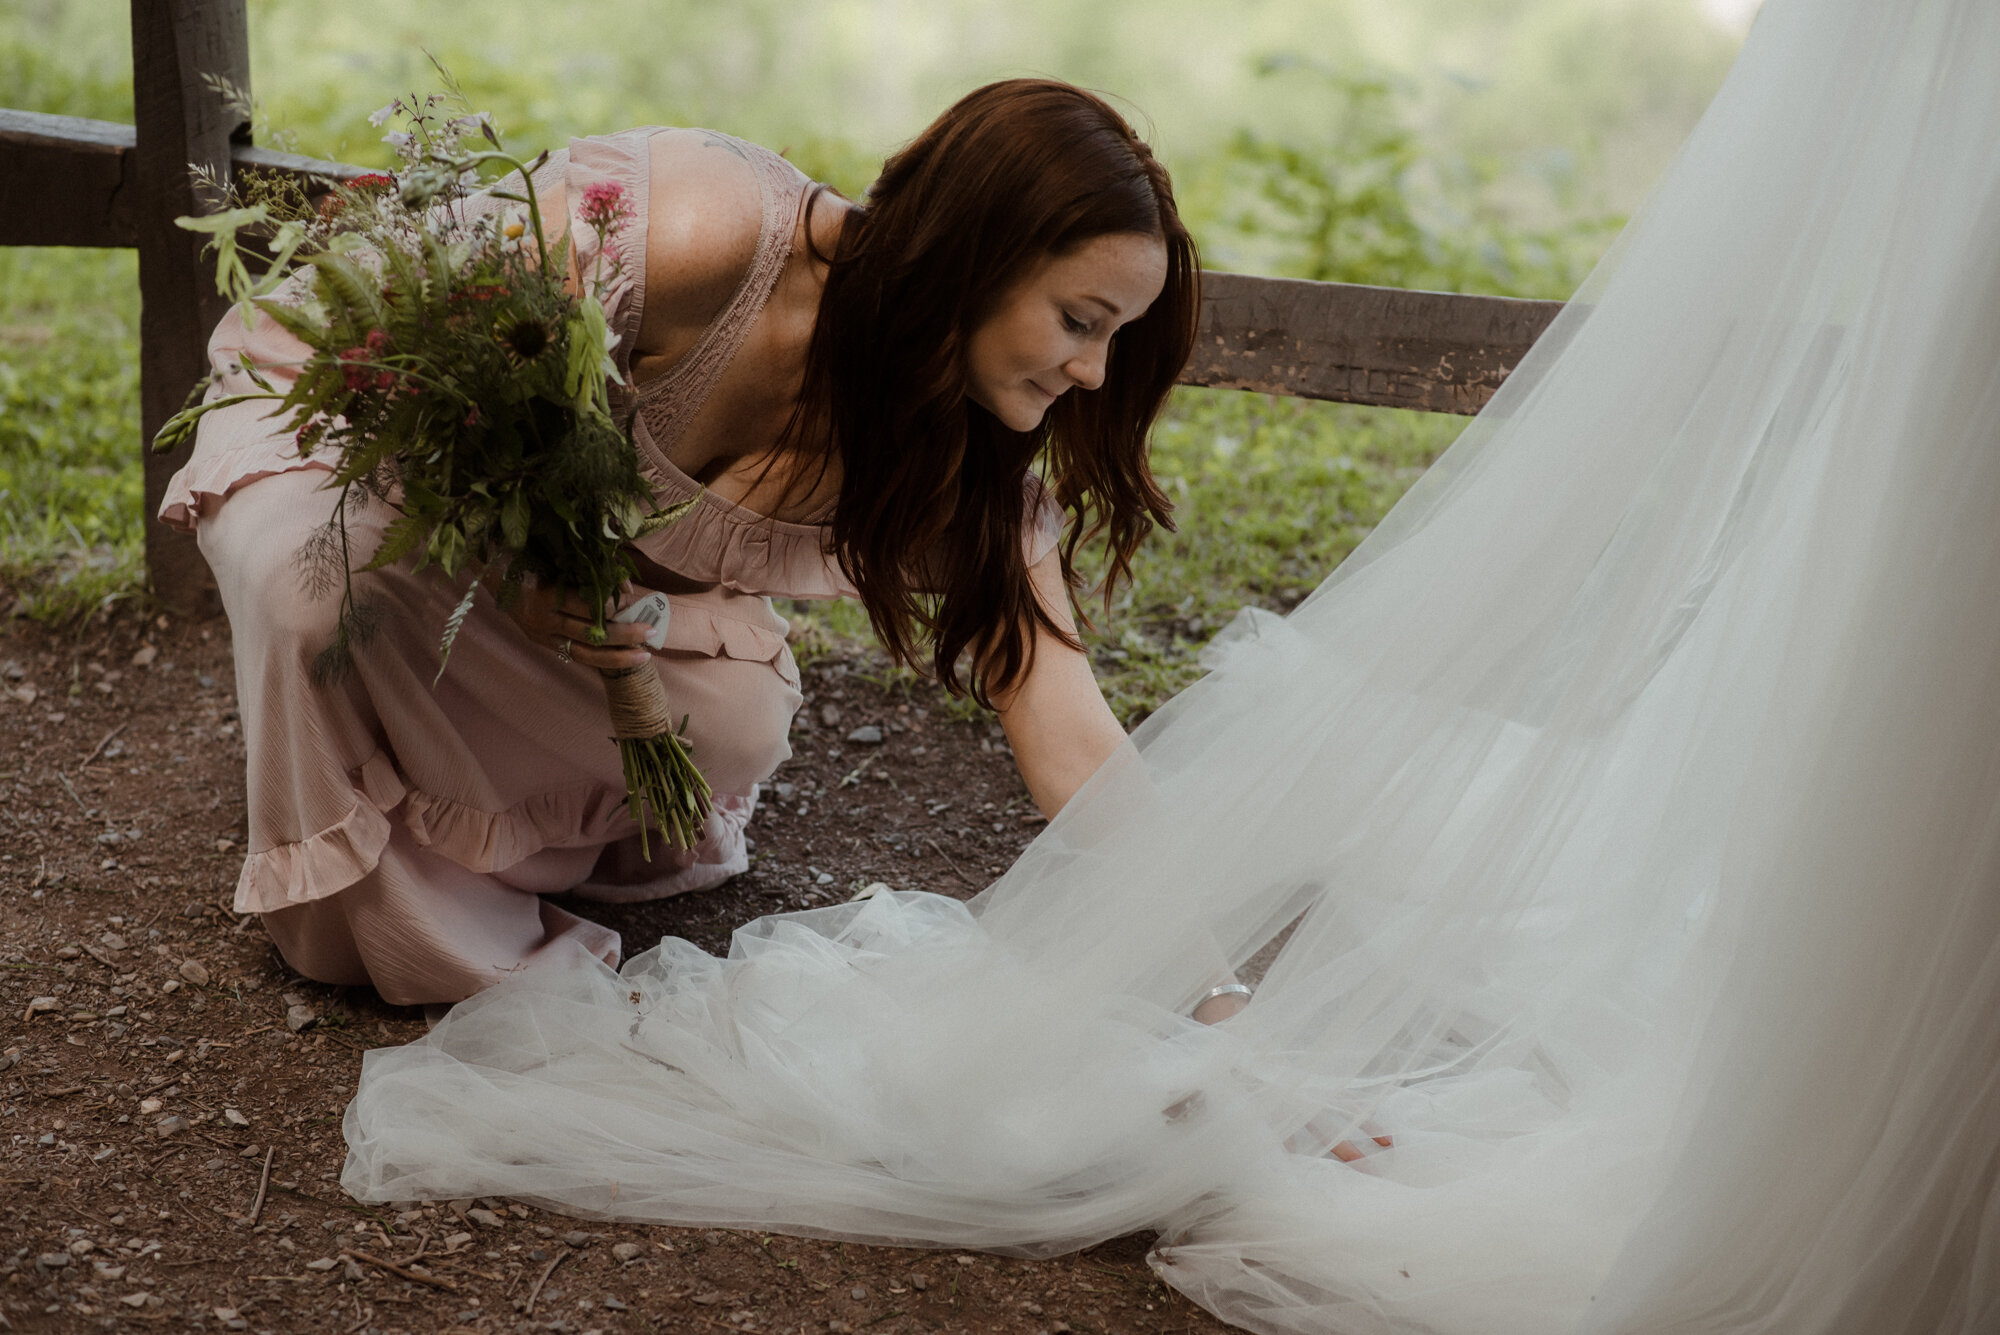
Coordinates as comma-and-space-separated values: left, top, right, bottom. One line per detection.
1191, 985, 1252, 1025
1190, 984, 1393, 1162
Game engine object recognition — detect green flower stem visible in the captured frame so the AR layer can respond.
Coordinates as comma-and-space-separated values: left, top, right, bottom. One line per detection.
460, 149, 552, 275
618, 728, 713, 859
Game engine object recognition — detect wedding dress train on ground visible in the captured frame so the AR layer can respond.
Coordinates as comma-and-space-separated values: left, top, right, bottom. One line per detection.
342, 0, 2000, 1330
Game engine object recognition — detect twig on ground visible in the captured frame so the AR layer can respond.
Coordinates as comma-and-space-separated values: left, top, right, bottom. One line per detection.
411, 1253, 502, 1281
247, 1146, 274, 1225
524, 1250, 566, 1313
81, 721, 128, 767
340, 1249, 459, 1293
55, 770, 89, 814
389, 1232, 430, 1268
927, 837, 977, 887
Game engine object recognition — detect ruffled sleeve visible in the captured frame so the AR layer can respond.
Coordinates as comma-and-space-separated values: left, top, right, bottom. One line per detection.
157, 277, 330, 533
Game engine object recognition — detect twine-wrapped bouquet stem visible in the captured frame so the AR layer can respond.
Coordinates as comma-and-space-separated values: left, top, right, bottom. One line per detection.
602, 664, 711, 856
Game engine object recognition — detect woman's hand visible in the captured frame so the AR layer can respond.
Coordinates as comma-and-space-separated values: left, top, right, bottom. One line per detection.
504, 583, 655, 671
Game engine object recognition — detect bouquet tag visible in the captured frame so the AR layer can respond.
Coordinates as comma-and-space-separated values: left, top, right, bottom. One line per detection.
613, 592, 672, 650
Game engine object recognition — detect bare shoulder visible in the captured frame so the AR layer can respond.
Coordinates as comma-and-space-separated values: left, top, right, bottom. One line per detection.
637, 129, 766, 354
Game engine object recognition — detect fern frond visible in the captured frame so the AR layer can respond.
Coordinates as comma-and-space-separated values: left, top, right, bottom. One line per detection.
363, 511, 431, 571
309, 252, 391, 330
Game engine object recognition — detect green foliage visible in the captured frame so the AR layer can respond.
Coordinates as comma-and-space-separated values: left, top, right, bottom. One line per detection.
1083, 389, 1461, 723
1186, 57, 1621, 299
161, 146, 659, 681
0, 6, 130, 122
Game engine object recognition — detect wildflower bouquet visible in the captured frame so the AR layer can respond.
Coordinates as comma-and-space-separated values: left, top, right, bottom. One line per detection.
155, 91, 711, 853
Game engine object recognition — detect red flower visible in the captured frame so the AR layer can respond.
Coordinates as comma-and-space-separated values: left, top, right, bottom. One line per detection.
365, 329, 390, 355
578, 180, 632, 232
338, 345, 371, 392
350, 173, 395, 191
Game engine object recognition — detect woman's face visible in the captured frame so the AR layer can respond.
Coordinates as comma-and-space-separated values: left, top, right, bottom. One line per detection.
965, 232, 1170, 431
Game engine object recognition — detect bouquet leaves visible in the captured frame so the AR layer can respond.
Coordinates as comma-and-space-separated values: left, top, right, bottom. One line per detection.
157, 89, 711, 854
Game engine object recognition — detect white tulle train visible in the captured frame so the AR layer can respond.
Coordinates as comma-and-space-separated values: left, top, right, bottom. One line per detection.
342, 0, 2000, 1330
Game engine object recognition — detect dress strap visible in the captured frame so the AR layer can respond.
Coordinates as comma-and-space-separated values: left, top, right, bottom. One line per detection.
633, 136, 808, 455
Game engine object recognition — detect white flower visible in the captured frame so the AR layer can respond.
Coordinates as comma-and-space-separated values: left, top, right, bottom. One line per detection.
367, 101, 400, 128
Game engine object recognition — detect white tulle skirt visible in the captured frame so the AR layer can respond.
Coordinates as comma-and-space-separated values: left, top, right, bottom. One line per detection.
342, 0, 2000, 1330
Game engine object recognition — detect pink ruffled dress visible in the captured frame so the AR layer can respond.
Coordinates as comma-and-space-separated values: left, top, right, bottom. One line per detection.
160, 128, 1060, 1005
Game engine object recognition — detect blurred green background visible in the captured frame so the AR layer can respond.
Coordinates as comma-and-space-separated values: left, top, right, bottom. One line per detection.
0, 0, 1753, 718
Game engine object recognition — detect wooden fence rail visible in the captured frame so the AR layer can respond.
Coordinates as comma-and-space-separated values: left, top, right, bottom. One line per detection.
1, 2, 1563, 612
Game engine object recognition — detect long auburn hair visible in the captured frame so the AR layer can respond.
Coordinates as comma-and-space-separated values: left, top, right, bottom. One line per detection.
785, 78, 1200, 707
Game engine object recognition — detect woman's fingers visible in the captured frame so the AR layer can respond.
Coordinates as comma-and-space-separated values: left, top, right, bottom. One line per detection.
547, 608, 652, 646
559, 637, 652, 671
1296, 1112, 1394, 1165
508, 584, 655, 669
543, 613, 651, 669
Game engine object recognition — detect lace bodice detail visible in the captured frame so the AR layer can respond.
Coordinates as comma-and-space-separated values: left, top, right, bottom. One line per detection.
629, 139, 807, 458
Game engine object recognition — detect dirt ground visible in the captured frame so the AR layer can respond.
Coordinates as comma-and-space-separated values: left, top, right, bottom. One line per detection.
0, 603, 1241, 1335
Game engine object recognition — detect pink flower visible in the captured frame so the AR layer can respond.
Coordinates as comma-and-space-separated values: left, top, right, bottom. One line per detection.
579, 180, 632, 233
365, 329, 390, 355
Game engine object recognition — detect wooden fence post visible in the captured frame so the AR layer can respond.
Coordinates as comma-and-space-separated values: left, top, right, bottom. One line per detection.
130, 0, 251, 616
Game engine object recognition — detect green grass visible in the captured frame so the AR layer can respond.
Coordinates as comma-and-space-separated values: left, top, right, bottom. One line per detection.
1088, 388, 1460, 721
0, 247, 145, 626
